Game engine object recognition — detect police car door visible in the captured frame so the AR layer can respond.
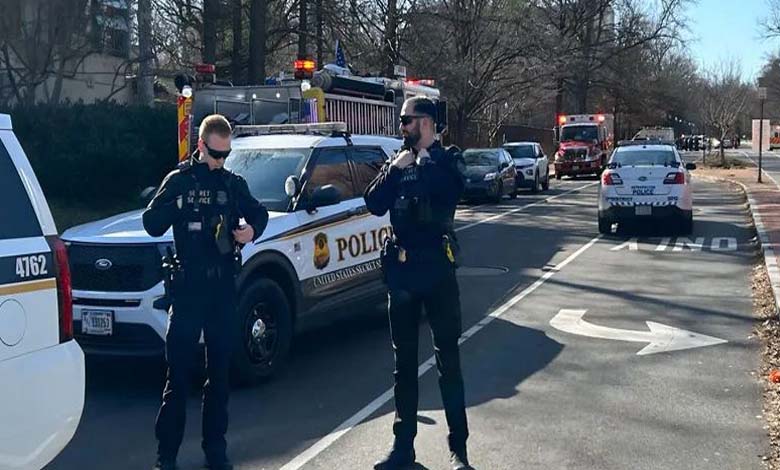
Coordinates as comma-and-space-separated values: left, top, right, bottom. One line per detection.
296, 147, 391, 303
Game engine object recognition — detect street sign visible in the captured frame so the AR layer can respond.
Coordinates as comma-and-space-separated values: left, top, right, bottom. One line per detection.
759, 87, 768, 100
549, 309, 727, 355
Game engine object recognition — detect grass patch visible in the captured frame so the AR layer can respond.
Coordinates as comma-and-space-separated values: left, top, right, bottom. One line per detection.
694, 154, 748, 169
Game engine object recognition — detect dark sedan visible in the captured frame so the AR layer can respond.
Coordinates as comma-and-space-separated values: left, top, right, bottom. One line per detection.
461, 148, 518, 203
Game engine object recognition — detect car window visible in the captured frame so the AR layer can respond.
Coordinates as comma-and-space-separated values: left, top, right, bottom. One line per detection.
0, 139, 42, 240
225, 147, 311, 212
305, 148, 355, 201
351, 147, 386, 195
504, 145, 535, 159
611, 149, 678, 166
463, 151, 498, 166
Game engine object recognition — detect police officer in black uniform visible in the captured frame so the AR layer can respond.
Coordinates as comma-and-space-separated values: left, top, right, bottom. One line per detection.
365, 97, 472, 470
143, 115, 269, 470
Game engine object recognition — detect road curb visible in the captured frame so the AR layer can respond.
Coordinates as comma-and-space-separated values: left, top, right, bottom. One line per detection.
696, 175, 780, 316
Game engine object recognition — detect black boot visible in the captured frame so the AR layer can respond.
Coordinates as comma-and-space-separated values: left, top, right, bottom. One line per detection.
373, 442, 416, 470
450, 447, 471, 470
152, 458, 178, 470
203, 456, 233, 470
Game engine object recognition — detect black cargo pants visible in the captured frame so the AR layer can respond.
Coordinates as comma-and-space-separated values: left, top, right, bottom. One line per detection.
387, 266, 469, 452
155, 270, 236, 463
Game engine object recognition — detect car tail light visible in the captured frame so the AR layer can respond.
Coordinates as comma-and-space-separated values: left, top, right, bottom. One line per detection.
46, 236, 73, 342
602, 172, 622, 185
664, 172, 685, 184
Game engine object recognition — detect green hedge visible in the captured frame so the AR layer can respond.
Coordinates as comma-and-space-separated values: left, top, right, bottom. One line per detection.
4, 102, 178, 203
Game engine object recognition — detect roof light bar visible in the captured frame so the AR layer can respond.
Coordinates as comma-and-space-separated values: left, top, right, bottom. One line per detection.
233, 122, 348, 137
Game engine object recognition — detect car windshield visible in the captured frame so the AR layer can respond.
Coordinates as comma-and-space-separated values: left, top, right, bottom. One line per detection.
561, 125, 598, 141
463, 151, 498, 167
504, 145, 536, 159
611, 149, 677, 166
224, 147, 311, 212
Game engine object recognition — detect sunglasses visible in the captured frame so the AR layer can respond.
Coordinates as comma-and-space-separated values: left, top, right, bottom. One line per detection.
399, 115, 427, 126
204, 143, 232, 160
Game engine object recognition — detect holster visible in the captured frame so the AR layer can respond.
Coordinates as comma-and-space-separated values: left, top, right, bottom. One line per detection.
158, 248, 182, 311
380, 237, 400, 285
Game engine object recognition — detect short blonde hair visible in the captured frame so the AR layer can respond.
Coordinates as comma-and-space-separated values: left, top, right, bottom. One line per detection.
199, 114, 232, 143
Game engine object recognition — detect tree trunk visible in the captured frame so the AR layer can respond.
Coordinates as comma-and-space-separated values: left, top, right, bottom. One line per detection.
575, 76, 589, 114
232, 0, 243, 84
298, 0, 308, 57
248, 0, 266, 84
137, 0, 155, 106
382, 0, 398, 76
203, 0, 219, 63
316, 0, 323, 66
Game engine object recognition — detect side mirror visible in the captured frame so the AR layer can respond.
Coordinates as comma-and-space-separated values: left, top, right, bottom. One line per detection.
140, 186, 157, 206
685, 163, 697, 170
285, 175, 302, 198
309, 185, 341, 209
500, 161, 509, 169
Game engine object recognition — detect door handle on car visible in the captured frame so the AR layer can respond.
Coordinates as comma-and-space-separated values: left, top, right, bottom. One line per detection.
348, 206, 368, 217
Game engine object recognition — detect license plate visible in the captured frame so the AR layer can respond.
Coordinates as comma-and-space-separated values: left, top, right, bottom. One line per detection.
632, 186, 655, 196
572, 166, 580, 171
635, 206, 652, 216
82, 310, 113, 336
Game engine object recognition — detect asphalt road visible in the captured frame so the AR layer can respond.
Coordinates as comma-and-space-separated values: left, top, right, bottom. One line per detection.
47, 175, 766, 470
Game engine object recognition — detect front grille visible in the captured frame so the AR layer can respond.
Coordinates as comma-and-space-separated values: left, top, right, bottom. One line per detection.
74, 297, 142, 308
74, 321, 164, 355
68, 243, 163, 292
564, 148, 588, 161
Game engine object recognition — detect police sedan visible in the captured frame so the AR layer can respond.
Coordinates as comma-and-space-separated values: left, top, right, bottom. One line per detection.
598, 142, 696, 234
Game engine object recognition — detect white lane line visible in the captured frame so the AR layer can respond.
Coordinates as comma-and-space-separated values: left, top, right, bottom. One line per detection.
277, 234, 603, 470
455, 182, 598, 233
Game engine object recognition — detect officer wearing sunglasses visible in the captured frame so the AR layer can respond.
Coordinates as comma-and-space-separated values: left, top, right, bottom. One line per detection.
365, 97, 472, 470
143, 114, 269, 470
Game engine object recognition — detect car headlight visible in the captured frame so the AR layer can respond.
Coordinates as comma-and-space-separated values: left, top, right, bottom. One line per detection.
484, 172, 497, 181
525, 169, 534, 176
554, 153, 564, 162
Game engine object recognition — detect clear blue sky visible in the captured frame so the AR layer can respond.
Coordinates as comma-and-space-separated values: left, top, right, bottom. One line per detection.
685, 0, 777, 81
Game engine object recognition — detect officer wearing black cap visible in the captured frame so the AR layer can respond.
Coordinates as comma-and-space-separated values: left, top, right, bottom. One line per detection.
143, 114, 269, 470
365, 97, 472, 470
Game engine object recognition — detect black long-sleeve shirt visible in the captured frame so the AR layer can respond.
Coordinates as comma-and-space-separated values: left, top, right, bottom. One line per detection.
143, 161, 269, 268
364, 141, 464, 250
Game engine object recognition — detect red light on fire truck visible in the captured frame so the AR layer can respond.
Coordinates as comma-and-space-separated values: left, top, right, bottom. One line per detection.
406, 79, 436, 87
294, 59, 317, 79
195, 63, 216, 74
597, 114, 605, 122
558, 115, 567, 125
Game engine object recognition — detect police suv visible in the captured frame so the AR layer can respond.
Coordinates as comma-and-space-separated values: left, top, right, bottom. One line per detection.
1, 114, 85, 469
61, 123, 401, 382
598, 141, 696, 234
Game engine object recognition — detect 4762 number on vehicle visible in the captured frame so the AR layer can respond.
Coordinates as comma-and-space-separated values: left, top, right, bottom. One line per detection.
15, 254, 48, 279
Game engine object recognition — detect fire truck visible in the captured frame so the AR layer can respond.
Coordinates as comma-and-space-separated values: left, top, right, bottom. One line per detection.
553, 113, 615, 179
175, 62, 447, 161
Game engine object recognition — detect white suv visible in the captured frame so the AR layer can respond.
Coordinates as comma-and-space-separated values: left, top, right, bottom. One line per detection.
62, 124, 402, 383
502, 142, 550, 193
0, 114, 85, 469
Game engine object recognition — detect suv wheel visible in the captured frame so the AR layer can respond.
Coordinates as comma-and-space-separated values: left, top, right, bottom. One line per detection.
530, 173, 539, 193
231, 278, 293, 384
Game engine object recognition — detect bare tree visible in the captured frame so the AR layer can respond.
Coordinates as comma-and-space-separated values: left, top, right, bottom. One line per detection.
248, 0, 266, 83
700, 61, 751, 165
138, 0, 156, 105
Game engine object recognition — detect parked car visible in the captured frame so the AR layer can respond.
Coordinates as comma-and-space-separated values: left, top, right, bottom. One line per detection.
461, 148, 518, 202
0, 113, 85, 469
502, 141, 550, 193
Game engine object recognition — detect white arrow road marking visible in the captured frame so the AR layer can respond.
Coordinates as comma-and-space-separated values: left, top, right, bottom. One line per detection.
549, 309, 728, 355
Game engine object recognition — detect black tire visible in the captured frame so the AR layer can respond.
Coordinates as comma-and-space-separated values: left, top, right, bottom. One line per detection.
555, 173, 562, 180
679, 213, 694, 235
598, 215, 612, 234
492, 182, 503, 203
510, 188, 518, 199
542, 172, 550, 191
231, 278, 293, 385
530, 173, 540, 193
